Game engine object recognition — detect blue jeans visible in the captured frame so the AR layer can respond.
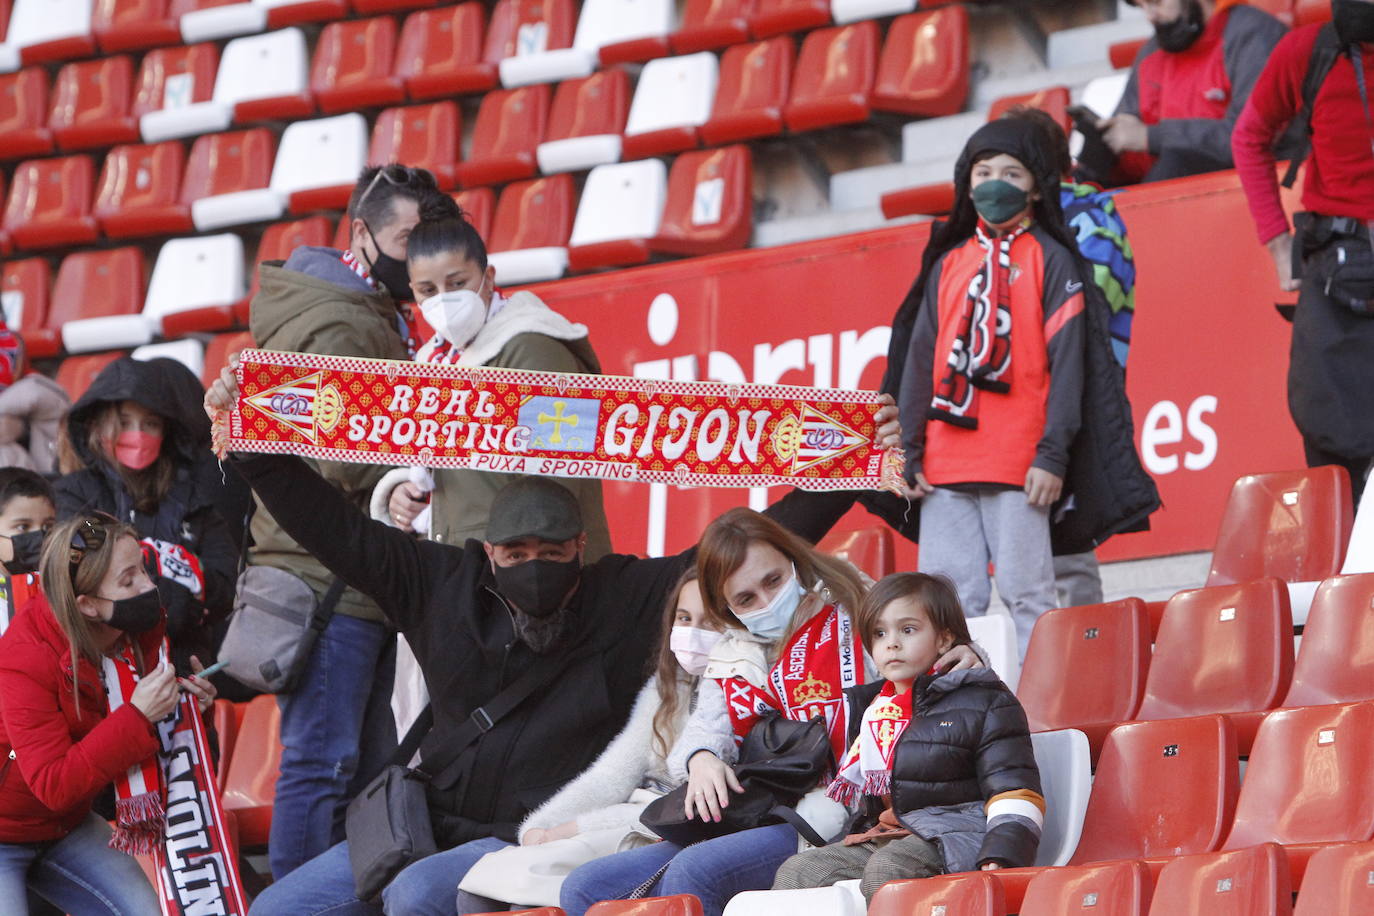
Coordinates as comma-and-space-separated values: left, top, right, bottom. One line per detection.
249, 836, 513, 916
271, 613, 396, 879
0, 814, 159, 915
560, 824, 799, 916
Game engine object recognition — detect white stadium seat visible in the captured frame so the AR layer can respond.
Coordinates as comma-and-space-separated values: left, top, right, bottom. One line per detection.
569, 159, 668, 249
144, 234, 247, 327
500, 0, 674, 87
966, 612, 1020, 693
1030, 728, 1090, 866
0, 0, 93, 73
831, 0, 915, 27
624, 53, 719, 143
132, 339, 207, 381
269, 113, 368, 200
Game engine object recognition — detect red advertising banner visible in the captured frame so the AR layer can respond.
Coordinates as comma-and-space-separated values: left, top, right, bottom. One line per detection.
226, 349, 905, 492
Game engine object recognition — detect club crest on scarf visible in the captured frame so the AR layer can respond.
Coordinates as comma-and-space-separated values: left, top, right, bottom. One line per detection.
828, 681, 914, 806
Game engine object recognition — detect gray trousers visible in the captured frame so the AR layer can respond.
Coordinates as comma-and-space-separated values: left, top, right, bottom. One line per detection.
1053, 551, 1105, 609
918, 486, 1056, 657
772, 835, 943, 902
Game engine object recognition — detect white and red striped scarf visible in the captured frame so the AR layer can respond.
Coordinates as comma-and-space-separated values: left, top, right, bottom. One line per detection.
930, 220, 1029, 429
826, 681, 913, 806
101, 641, 248, 916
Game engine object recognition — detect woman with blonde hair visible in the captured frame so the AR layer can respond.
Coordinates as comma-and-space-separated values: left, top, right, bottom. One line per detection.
0, 513, 215, 914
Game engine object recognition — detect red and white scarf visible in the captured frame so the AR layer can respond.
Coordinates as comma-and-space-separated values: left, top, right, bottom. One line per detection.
721, 605, 863, 763
930, 220, 1029, 429
826, 681, 913, 806
101, 641, 248, 915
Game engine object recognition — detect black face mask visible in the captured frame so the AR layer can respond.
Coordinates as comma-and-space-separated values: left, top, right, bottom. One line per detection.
3, 530, 44, 574
101, 587, 162, 634
1334, 0, 1374, 45
492, 557, 581, 619
362, 221, 413, 303
1154, 1, 1205, 53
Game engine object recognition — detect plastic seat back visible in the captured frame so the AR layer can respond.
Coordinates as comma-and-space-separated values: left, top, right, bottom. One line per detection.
486, 0, 576, 62
270, 112, 369, 211
623, 52, 719, 159
48, 56, 138, 151
6, 0, 96, 64
1293, 0, 1331, 26
1147, 844, 1292, 916
183, 127, 276, 202
1284, 573, 1374, 706
0, 67, 53, 159
132, 44, 219, 119
967, 613, 1020, 691
988, 86, 1071, 133
396, 4, 494, 99
3, 155, 99, 249
672, 0, 752, 53
370, 102, 460, 189
489, 175, 574, 253
1136, 579, 1293, 721
1223, 701, 1374, 851
50, 248, 146, 329
588, 896, 703, 916
573, 0, 672, 65
214, 27, 311, 112
220, 693, 282, 846
1020, 859, 1152, 916
652, 145, 752, 258
1292, 840, 1374, 916
250, 215, 330, 298
873, 6, 969, 118
1027, 728, 1091, 867
455, 85, 549, 187
544, 68, 630, 144
452, 188, 494, 243
749, 0, 829, 40
1, 257, 49, 335
700, 38, 792, 146
1071, 715, 1238, 864
818, 526, 893, 581
1208, 467, 1354, 586
869, 873, 1005, 916
202, 330, 254, 389
1018, 598, 1150, 737
783, 21, 878, 133
93, 141, 192, 238
311, 16, 404, 115
93, 0, 181, 53
145, 234, 246, 322
56, 352, 128, 401
569, 159, 667, 249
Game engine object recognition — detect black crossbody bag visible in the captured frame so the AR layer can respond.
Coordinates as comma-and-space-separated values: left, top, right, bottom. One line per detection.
344, 645, 585, 900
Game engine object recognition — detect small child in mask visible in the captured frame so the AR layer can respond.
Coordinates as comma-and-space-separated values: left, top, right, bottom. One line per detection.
771, 573, 1043, 902
0, 467, 55, 634
898, 118, 1089, 657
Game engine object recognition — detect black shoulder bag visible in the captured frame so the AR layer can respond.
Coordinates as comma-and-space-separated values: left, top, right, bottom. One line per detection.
344, 647, 582, 901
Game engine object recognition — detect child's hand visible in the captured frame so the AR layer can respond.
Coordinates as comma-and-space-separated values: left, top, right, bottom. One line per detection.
933, 644, 982, 673
872, 395, 902, 451
1024, 468, 1063, 507
903, 472, 934, 499
685, 751, 743, 823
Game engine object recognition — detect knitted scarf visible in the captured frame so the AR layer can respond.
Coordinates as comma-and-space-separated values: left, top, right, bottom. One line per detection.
826, 681, 913, 806
930, 220, 1029, 428
102, 642, 166, 854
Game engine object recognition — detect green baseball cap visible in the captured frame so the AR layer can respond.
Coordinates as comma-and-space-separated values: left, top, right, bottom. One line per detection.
485, 476, 584, 545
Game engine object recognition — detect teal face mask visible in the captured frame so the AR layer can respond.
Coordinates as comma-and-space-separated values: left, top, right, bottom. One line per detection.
971, 179, 1031, 226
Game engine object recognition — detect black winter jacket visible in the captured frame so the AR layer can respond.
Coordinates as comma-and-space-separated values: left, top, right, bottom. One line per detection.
53, 358, 249, 671
843, 668, 1042, 869
232, 451, 841, 848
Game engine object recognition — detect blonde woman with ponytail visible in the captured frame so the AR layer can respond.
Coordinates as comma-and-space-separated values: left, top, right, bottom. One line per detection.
0, 513, 214, 915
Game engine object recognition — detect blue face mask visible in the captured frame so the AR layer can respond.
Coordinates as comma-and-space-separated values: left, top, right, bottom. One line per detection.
732, 565, 805, 641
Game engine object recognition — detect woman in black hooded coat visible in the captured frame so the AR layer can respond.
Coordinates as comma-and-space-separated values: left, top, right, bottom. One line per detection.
53, 357, 249, 675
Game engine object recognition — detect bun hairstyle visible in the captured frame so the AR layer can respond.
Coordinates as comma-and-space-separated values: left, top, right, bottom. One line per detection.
405, 193, 489, 271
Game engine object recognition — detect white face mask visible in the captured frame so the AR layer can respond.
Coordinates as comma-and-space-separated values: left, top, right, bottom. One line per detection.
670, 625, 723, 677
420, 276, 490, 348
731, 565, 805, 642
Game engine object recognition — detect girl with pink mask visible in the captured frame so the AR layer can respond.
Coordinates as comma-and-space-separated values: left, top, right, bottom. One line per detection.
52, 357, 244, 683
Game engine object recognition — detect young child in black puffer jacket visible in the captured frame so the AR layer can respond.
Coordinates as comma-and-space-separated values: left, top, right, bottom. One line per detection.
771, 572, 1043, 902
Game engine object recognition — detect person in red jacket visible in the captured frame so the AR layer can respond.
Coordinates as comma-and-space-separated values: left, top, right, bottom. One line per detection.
1101, 0, 1291, 182
1232, 0, 1374, 504
0, 513, 215, 915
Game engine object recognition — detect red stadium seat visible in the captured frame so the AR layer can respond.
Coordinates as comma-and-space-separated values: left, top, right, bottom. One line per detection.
355, 0, 440, 12
880, 183, 956, 220
249, 215, 331, 301
469, 910, 566, 916
48, 56, 140, 151
1206, 467, 1354, 587
396, 4, 496, 100
1071, 715, 1238, 864
93, 0, 180, 52
587, 896, 703, 916
3, 155, 99, 250
93, 141, 194, 238
1293, 0, 1332, 26
1135, 579, 1293, 752
1110, 37, 1148, 70
49, 248, 146, 332
202, 330, 254, 388
1, 257, 52, 355
262, 0, 348, 29
536, 68, 630, 175
132, 44, 220, 121
783, 21, 879, 132
650, 145, 752, 257
486, 174, 575, 285
700, 38, 793, 146
452, 187, 494, 243
1221, 702, 1374, 884
455, 84, 550, 188
55, 352, 128, 401
486, 0, 577, 63
311, 16, 405, 115
211, 698, 244, 787
370, 102, 460, 190
220, 694, 283, 847
818, 526, 894, 581
1017, 859, 1153, 916
869, 873, 1005, 916
1147, 844, 1291, 916
872, 6, 970, 118
1282, 573, 1374, 707
184, 128, 279, 231
672, 0, 753, 53
1017, 598, 1151, 761
0, 68, 53, 160
1292, 841, 1374, 915
988, 86, 1071, 133
749, 0, 829, 40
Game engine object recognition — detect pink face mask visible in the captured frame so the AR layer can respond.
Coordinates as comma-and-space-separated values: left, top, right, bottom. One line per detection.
113, 430, 162, 470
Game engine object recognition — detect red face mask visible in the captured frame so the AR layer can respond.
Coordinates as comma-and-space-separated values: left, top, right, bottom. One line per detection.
113, 430, 162, 470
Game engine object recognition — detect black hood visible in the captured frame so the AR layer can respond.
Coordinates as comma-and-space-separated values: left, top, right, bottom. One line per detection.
65, 357, 209, 469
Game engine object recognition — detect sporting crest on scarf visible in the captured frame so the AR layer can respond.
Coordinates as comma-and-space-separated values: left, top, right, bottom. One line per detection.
103, 643, 248, 916
827, 681, 913, 806
218, 349, 905, 492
